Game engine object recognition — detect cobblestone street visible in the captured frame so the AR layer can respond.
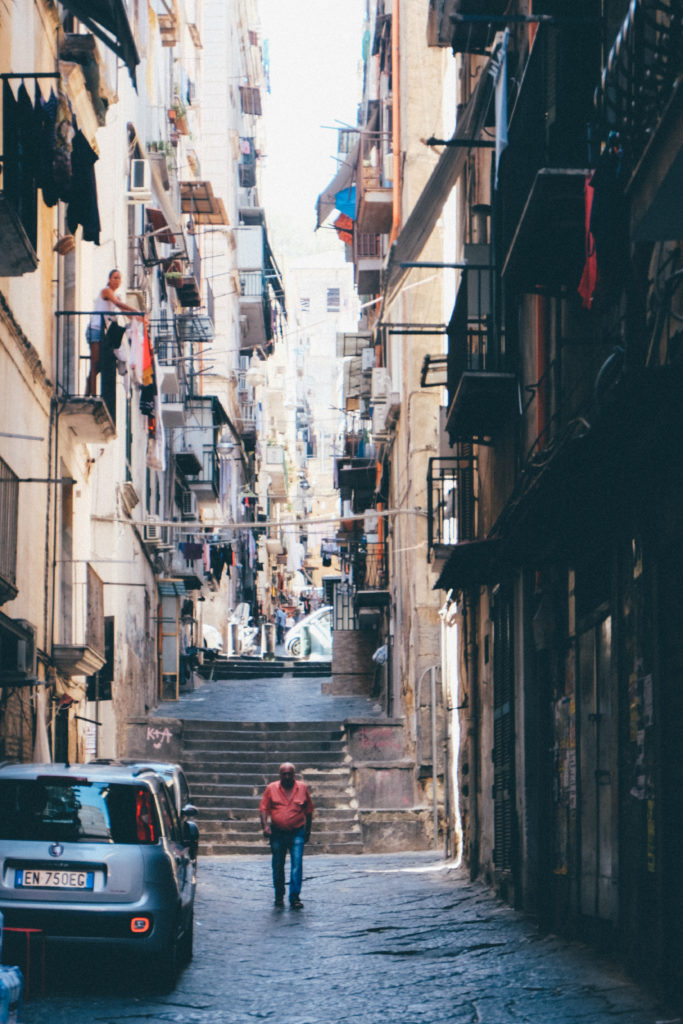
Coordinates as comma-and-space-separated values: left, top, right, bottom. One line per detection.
21, 851, 679, 1024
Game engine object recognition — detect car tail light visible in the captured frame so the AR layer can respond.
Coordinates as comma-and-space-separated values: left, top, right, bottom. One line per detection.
131, 916, 151, 934
135, 787, 156, 843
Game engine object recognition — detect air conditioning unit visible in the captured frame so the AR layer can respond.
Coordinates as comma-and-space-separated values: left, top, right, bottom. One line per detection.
385, 392, 401, 430
16, 621, 37, 677
371, 367, 392, 402
127, 159, 152, 202
144, 516, 161, 544
181, 491, 198, 520
0, 620, 37, 685
361, 347, 376, 373
372, 402, 388, 435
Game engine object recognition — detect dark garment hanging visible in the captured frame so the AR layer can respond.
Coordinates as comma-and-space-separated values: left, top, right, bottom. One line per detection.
588, 135, 629, 289
35, 89, 59, 207
3, 82, 38, 243
139, 383, 157, 417
180, 542, 203, 562
52, 92, 74, 202
66, 128, 101, 244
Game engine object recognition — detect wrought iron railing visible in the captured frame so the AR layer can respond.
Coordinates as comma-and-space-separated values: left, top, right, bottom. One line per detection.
427, 455, 477, 559
595, 0, 683, 165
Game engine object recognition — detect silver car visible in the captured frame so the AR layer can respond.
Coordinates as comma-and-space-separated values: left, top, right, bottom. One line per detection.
0, 762, 197, 987
284, 605, 333, 658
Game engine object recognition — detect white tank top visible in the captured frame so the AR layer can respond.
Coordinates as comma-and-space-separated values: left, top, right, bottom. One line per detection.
89, 290, 117, 331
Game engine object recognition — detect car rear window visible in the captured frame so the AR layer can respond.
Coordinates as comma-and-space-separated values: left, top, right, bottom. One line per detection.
0, 779, 161, 844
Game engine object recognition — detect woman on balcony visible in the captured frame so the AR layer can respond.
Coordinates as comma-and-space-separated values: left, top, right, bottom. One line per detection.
85, 269, 146, 396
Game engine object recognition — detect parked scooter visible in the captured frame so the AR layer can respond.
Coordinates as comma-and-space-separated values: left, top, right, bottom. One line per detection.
227, 602, 259, 656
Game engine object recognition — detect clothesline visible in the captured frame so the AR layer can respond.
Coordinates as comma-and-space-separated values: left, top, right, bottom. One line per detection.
91, 506, 427, 533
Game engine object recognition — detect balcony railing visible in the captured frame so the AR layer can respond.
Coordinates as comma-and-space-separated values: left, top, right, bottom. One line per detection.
54, 311, 119, 442
445, 266, 517, 443
427, 456, 477, 561
596, 0, 683, 168
52, 561, 106, 678
352, 541, 388, 591
500, 21, 598, 289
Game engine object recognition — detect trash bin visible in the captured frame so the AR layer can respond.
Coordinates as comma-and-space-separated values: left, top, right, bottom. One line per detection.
0, 965, 22, 1024
262, 623, 276, 659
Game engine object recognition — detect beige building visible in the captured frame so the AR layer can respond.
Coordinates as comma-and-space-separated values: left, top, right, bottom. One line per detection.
0, 0, 283, 761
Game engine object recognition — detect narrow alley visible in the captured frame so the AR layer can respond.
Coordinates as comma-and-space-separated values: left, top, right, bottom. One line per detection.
18, 668, 683, 1024
21, 851, 677, 1024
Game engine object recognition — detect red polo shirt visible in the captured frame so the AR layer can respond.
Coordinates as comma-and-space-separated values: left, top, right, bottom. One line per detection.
260, 779, 314, 831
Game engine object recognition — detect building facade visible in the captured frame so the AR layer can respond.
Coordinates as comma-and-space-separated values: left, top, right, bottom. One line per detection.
0, 1, 283, 762
319, 0, 683, 1002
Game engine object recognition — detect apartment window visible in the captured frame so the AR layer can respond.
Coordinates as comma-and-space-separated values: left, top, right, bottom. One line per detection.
326, 287, 340, 312
0, 457, 19, 601
300, 297, 310, 312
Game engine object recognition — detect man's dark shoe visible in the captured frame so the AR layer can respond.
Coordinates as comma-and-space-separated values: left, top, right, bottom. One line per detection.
290, 896, 304, 909
274, 895, 285, 908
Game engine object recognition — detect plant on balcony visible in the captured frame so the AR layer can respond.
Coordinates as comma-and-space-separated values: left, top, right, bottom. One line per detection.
168, 99, 189, 135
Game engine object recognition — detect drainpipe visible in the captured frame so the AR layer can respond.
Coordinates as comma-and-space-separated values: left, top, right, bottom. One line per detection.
389, 0, 401, 245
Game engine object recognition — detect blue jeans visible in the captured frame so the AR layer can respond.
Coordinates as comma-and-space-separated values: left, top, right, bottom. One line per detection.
270, 826, 305, 901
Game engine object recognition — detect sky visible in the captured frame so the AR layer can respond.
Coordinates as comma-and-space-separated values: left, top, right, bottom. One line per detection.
258, 0, 365, 261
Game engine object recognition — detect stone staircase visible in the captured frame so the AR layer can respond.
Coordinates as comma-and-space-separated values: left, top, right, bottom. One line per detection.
179, 720, 365, 855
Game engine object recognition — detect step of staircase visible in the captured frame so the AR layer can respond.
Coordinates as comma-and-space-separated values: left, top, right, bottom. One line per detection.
199, 659, 332, 680
179, 719, 364, 856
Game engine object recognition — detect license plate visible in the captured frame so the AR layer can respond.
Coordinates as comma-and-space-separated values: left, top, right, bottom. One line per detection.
15, 869, 94, 891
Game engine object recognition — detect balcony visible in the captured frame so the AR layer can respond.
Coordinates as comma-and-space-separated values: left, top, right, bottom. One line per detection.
52, 562, 106, 678
350, 541, 390, 619
444, 262, 517, 444
187, 446, 220, 504
356, 134, 393, 236
427, 0, 509, 53
0, 458, 19, 605
427, 455, 477, 567
264, 443, 287, 494
499, 21, 599, 292
354, 233, 383, 295
54, 312, 118, 443
598, 0, 683, 241
239, 271, 270, 349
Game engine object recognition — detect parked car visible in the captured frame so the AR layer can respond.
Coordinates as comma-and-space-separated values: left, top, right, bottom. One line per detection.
88, 758, 198, 864
284, 605, 333, 658
0, 761, 197, 987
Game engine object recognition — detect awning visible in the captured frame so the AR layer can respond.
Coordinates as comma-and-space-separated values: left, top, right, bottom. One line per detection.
316, 138, 361, 228
434, 538, 511, 591
382, 35, 503, 311
147, 208, 175, 245
60, 0, 139, 88
180, 181, 229, 225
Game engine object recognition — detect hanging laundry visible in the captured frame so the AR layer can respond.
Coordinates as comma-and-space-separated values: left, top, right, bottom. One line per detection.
578, 175, 598, 310
52, 91, 75, 202
35, 89, 59, 206
128, 318, 145, 385
139, 324, 157, 416
66, 128, 101, 244
587, 132, 629, 296
334, 213, 353, 245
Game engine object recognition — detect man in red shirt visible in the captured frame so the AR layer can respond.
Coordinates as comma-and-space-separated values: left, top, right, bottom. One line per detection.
259, 762, 314, 909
